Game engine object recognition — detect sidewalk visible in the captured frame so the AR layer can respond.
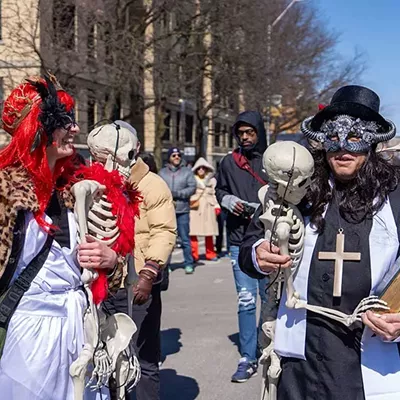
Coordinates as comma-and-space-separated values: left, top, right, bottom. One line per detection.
159, 246, 262, 400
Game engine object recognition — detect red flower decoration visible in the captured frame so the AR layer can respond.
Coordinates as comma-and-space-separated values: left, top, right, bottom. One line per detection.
318, 104, 326, 111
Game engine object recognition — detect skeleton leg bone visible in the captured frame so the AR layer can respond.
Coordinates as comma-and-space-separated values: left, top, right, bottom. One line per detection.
260, 320, 281, 400
70, 304, 99, 400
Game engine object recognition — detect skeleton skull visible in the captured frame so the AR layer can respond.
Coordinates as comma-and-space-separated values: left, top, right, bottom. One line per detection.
88, 123, 139, 178
263, 141, 314, 205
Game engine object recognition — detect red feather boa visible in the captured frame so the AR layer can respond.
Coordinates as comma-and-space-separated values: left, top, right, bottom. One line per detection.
74, 163, 141, 304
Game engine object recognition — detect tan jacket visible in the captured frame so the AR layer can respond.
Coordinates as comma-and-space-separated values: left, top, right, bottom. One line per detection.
189, 158, 220, 237
129, 158, 177, 275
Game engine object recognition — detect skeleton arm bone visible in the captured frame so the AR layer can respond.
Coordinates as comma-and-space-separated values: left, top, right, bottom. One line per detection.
293, 296, 389, 327
71, 180, 106, 244
275, 213, 299, 309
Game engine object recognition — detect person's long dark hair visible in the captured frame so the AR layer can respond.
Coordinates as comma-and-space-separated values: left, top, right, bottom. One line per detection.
307, 147, 400, 233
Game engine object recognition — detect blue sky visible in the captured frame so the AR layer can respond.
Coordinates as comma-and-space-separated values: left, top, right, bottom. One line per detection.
314, 0, 400, 130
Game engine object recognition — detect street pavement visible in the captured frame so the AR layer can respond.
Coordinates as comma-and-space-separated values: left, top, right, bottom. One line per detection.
159, 246, 263, 400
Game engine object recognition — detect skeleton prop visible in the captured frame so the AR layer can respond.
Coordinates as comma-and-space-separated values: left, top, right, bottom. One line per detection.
259, 141, 389, 400
69, 124, 142, 400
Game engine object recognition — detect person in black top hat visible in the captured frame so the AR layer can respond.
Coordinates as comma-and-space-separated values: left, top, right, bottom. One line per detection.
239, 85, 400, 399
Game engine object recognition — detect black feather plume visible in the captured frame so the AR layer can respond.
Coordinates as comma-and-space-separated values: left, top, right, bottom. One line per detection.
44, 75, 58, 102
26, 78, 49, 102
27, 75, 75, 146
30, 129, 43, 153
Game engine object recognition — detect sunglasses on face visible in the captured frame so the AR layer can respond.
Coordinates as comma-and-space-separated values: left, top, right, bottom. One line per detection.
171, 153, 181, 159
238, 128, 255, 136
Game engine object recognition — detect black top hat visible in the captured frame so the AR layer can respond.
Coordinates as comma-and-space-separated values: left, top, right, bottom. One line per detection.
310, 85, 390, 131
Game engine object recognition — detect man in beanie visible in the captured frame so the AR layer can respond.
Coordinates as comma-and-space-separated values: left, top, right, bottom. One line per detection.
159, 147, 197, 274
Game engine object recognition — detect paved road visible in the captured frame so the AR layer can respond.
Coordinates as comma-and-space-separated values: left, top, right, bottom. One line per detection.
159, 247, 262, 400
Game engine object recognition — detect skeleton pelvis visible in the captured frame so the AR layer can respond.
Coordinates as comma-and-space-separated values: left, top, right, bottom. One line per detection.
101, 313, 137, 363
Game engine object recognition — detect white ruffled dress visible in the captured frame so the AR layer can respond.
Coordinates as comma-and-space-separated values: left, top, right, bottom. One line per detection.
0, 211, 87, 400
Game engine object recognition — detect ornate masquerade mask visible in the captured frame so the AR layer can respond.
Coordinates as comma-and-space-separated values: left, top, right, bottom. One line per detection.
301, 114, 396, 153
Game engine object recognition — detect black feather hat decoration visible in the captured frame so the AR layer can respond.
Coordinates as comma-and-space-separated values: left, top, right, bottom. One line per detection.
26, 75, 75, 151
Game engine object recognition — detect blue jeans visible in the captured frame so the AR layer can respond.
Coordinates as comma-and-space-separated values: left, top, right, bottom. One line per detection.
176, 212, 194, 267
230, 245, 267, 362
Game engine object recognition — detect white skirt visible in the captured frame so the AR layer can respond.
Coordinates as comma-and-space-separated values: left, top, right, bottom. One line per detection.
0, 289, 86, 400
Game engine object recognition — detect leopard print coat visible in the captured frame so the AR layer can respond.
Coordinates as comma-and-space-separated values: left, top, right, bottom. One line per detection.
0, 165, 40, 280
0, 165, 123, 292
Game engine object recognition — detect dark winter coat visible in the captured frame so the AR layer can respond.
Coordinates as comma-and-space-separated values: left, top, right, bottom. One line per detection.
215, 111, 268, 246
159, 163, 197, 214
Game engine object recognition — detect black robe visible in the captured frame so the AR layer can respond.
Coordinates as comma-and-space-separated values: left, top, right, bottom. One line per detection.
239, 187, 400, 400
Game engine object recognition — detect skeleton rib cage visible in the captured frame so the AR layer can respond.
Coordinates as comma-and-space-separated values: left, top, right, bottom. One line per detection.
76, 193, 121, 247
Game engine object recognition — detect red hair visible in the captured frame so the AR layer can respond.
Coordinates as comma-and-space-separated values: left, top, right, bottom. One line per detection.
0, 78, 75, 228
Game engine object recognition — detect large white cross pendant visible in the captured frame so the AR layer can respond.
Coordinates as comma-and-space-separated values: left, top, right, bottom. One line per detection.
318, 230, 361, 297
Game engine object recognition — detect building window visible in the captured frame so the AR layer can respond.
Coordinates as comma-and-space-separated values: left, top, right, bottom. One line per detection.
185, 114, 194, 143
222, 124, 228, 147
53, 0, 76, 50
87, 92, 96, 130
175, 111, 181, 142
214, 122, 221, 147
162, 109, 171, 141
229, 126, 234, 148
102, 93, 121, 121
100, 22, 113, 65
87, 20, 97, 59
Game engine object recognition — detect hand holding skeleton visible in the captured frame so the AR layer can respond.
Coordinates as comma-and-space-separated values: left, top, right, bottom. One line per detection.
256, 241, 293, 273
78, 234, 117, 270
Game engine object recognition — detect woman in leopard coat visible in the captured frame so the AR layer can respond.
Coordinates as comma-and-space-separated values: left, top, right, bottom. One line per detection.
0, 76, 119, 400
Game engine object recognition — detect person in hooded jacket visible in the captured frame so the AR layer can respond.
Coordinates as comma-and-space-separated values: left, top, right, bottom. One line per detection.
189, 157, 221, 262
216, 111, 268, 383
